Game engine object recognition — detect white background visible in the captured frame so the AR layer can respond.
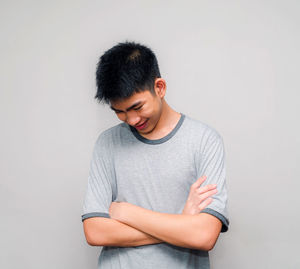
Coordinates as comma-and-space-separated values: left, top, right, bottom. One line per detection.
1, 0, 299, 268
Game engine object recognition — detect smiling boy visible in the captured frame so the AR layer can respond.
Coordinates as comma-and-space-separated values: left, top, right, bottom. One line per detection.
81, 41, 229, 269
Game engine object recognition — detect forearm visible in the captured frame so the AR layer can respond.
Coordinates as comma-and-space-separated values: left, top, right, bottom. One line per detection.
83, 217, 164, 247
114, 203, 211, 250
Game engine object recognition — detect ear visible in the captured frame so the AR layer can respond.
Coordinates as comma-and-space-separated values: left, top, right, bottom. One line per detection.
154, 78, 166, 98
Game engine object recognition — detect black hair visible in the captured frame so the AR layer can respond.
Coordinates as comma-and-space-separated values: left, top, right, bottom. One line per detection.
95, 41, 161, 105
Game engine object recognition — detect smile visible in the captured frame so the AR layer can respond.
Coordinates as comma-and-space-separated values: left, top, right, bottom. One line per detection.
135, 120, 148, 130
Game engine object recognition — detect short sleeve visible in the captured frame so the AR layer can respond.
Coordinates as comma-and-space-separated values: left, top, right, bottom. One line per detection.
81, 134, 115, 222
196, 129, 230, 232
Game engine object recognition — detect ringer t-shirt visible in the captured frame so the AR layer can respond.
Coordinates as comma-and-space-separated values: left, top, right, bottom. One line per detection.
81, 112, 229, 269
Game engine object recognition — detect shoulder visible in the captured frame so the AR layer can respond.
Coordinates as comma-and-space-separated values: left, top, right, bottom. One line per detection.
93, 122, 133, 154
183, 114, 223, 143
183, 115, 225, 159
96, 123, 122, 140
95, 122, 125, 143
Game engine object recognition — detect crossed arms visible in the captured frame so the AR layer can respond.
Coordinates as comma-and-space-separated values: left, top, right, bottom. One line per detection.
83, 176, 223, 251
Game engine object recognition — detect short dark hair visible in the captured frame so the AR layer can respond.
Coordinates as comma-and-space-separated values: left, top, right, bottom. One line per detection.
95, 41, 161, 105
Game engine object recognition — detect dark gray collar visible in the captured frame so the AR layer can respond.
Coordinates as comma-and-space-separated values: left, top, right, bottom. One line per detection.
129, 113, 185, 145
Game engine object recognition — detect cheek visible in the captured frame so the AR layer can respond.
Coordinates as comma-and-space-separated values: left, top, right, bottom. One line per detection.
143, 106, 154, 116
116, 113, 126, 121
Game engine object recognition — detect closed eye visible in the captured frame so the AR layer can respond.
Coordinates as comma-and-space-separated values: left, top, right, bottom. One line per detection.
114, 105, 143, 114
134, 106, 143, 111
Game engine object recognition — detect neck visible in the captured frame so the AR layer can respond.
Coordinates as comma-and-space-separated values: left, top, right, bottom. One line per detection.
160, 99, 180, 124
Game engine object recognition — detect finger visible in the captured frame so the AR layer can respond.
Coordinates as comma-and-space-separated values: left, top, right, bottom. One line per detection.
199, 188, 217, 202
197, 184, 217, 194
193, 175, 207, 188
198, 197, 213, 211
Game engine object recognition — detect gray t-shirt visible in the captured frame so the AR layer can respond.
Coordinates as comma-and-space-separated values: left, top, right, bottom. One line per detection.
81, 112, 229, 269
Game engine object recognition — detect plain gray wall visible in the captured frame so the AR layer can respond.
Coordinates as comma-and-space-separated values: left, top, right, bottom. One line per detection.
1, 1, 299, 268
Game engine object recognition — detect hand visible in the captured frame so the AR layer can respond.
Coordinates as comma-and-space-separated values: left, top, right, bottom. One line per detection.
109, 201, 128, 221
182, 175, 217, 215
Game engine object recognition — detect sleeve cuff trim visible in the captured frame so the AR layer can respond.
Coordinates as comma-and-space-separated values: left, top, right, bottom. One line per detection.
200, 208, 229, 233
81, 212, 110, 222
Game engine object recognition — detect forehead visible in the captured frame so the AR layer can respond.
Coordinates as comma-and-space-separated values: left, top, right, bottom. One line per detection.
110, 90, 152, 108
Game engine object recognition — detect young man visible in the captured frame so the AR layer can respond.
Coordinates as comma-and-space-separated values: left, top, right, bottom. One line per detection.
81, 41, 229, 269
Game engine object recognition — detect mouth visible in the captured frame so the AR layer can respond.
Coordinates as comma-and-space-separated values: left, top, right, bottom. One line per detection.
135, 120, 148, 130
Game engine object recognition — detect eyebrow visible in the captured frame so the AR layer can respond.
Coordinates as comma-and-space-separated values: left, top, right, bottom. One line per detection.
110, 101, 143, 112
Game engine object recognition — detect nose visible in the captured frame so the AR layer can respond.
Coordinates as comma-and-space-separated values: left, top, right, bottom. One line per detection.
125, 112, 141, 126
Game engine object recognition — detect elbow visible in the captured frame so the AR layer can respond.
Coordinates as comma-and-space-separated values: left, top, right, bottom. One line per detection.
87, 239, 103, 247
85, 237, 93, 246
84, 232, 106, 247
203, 238, 217, 251
192, 234, 218, 251
85, 233, 99, 246
83, 229, 99, 246
83, 220, 106, 246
